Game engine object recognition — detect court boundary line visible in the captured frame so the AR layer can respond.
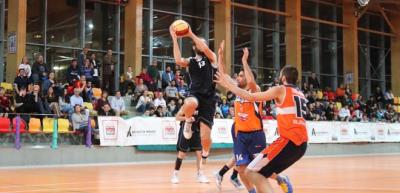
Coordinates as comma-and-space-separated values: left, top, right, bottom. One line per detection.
0, 152, 399, 170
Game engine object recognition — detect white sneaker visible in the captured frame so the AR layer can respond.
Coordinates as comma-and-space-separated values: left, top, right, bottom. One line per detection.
197, 172, 210, 183
171, 171, 179, 184
183, 121, 193, 139
213, 171, 223, 189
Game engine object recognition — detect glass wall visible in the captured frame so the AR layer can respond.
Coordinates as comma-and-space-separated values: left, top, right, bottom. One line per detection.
143, 0, 214, 71
232, 0, 286, 86
301, 0, 343, 90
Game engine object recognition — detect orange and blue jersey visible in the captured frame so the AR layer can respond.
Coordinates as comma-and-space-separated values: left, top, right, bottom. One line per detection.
233, 95, 263, 134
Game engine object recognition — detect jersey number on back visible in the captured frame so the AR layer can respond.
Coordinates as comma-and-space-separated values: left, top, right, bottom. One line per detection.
198, 61, 206, 68
293, 96, 307, 118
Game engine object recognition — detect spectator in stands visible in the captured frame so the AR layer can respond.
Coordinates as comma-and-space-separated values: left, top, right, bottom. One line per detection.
102, 49, 116, 94
71, 104, 89, 144
31, 54, 49, 83
366, 96, 377, 118
110, 91, 127, 116
45, 86, 61, 116
228, 107, 235, 119
215, 112, 223, 119
384, 89, 394, 105
122, 66, 135, 96
14, 87, 35, 123
153, 92, 167, 109
308, 72, 320, 89
344, 85, 352, 96
325, 102, 335, 121
74, 75, 87, 91
89, 52, 101, 88
148, 60, 159, 89
220, 97, 230, 118
385, 105, 396, 123
376, 108, 385, 121
177, 79, 188, 98
227, 91, 236, 105
134, 78, 148, 96
342, 94, 352, 107
78, 47, 89, 70
82, 81, 93, 102
13, 68, 32, 93
31, 84, 50, 115
313, 102, 326, 121
374, 87, 384, 108
154, 105, 166, 117
0, 88, 10, 115
98, 103, 116, 116
352, 107, 363, 122
70, 88, 84, 110
95, 91, 110, 114
82, 58, 94, 83
339, 105, 351, 121
59, 87, 72, 114
165, 80, 179, 102
175, 69, 183, 82
42, 71, 56, 96
67, 59, 82, 84
167, 99, 178, 116
136, 90, 152, 113
138, 68, 153, 90
161, 66, 174, 89
19, 56, 32, 78
302, 82, 309, 93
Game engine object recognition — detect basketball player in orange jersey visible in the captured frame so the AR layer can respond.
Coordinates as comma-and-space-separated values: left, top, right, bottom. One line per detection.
214, 43, 294, 193
170, 24, 218, 161
215, 43, 308, 193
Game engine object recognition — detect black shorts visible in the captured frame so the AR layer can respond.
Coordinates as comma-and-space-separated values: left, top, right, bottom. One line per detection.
247, 138, 307, 178
188, 92, 217, 128
176, 125, 202, 152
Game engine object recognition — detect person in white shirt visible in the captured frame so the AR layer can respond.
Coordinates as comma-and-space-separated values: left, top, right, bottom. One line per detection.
136, 90, 152, 113
19, 56, 32, 78
110, 91, 127, 116
154, 92, 167, 109
339, 105, 351, 122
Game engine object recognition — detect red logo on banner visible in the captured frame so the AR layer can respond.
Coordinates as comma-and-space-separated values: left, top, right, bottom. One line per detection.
341, 128, 348, 135
218, 127, 228, 138
106, 127, 115, 135
378, 128, 384, 135
163, 126, 176, 139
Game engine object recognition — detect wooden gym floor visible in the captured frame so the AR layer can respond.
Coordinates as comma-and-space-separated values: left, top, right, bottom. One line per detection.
0, 155, 399, 193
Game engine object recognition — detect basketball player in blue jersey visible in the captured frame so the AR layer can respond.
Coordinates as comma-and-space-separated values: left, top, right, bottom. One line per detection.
169, 24, 218, 160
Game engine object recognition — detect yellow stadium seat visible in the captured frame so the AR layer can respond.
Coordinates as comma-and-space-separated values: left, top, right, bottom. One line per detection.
316, 91, 323, 99
42, 118, 54, 133
93, 88, 102, 99
58, 118, 70, 133
394, 97, 398, 105
1, 82, 13, 91
397, 106, 400, 113
28, 118, 41, 133
83, 102, 93, 111
398, 97, 400, 105
336, 102, 342, 109
91, 119, 96, 128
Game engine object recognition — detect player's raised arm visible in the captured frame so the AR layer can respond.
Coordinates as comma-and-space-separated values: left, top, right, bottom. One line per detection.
187, 28, 217, 66
241, 48, 259, 92
170, 25, 189, 67
217, 40, 226, 73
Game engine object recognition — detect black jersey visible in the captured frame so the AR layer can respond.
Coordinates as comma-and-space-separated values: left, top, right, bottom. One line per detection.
188, 56, 217, 96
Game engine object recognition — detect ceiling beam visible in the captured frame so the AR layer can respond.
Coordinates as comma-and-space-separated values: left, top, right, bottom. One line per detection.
377, 2, 397, 35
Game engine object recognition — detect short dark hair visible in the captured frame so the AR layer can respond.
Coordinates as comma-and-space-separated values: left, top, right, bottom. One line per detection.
281, 65, 298, 85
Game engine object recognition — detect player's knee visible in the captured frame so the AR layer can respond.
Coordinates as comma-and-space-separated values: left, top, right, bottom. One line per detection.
244, 168, 254, 180
236, 165, 246, 174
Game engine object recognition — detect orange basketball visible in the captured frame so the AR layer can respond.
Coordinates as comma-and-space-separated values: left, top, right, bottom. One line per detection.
172, 20, 190, 36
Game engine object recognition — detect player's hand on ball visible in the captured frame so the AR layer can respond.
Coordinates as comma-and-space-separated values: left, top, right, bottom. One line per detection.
169, 24, 178, 40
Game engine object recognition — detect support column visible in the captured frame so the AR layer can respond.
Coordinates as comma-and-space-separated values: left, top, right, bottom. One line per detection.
312, 4, 320, 77
272, 0, 280, 76
0, 0, 5, 82
391, 14, 400, 96
214, 0, 232, 74
379, 19, 385, 92
330, 6, 338, 90
6, 0, 27, 83
364, 16, 371, 96
124, 0, 143, 75
285, 0, 302, 83
342, 0, 359, 93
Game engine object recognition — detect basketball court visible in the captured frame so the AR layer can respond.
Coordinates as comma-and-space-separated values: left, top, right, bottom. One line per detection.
0, 154, 399, 193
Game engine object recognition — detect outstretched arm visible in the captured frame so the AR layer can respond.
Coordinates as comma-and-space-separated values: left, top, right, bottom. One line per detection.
187, 28, 217, 65
170, 25, 189, 67
241, 48, 259, 92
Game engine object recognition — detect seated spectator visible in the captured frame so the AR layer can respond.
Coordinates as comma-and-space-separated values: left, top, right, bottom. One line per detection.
167, 99, 178, 116
74, 75, 87, 90
71, 104, 89, 144
313, 102, 326, 121
338, 105, 351, 121
136, 90, 152, 113
110, 91, 127, 116
220, 98, 230, 118
95, 91, 110, 114
376, 108, 386, 121
45, 86, 61, 116
70, 88, 84, 114
162, 66, 175, 89
308, 72, 320, 89
0, 87, 10, 114
325, 103, 335, 121
134, 78, 148, 96
153, 92, 167, 109
42, 71, 56, 95
13, 68, 32, 93
59, 87, 72, 114
98, 103, 116, 116
19, 56, 32, 78
302, 82, 309, 93
177, 79, 188, 98
366, 96, 377, 118
385, 104, 396, 122
31, 54, 48, 83
138, 68, 153, 88
175, 69, 183, 81
215, 112, 223, 119
67, 59, 82, 84
165, 80, 179, 102
384, 89, 394, 105
351, 106, 362, 122
82, 81, 93, 102
32, 84, 51, 114
82, 58, 94, 83
375, 87, 384, 108
154, 105, 167, 117
122, 66, 135, 96
342, 94, 352, 107
14, 87, 36, 123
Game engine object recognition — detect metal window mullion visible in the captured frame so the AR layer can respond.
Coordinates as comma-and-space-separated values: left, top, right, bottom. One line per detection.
149, 0, 153, 69
44, 0, 48, 64
80, 0, 86, 48
115, 4, 121, 91
0, 0, 5, 82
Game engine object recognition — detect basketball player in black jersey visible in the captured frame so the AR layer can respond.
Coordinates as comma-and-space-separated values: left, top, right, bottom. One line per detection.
169, 24, 217, 160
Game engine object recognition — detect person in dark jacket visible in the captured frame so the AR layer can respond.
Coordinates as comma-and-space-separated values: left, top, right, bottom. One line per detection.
67, 59, 82, 84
